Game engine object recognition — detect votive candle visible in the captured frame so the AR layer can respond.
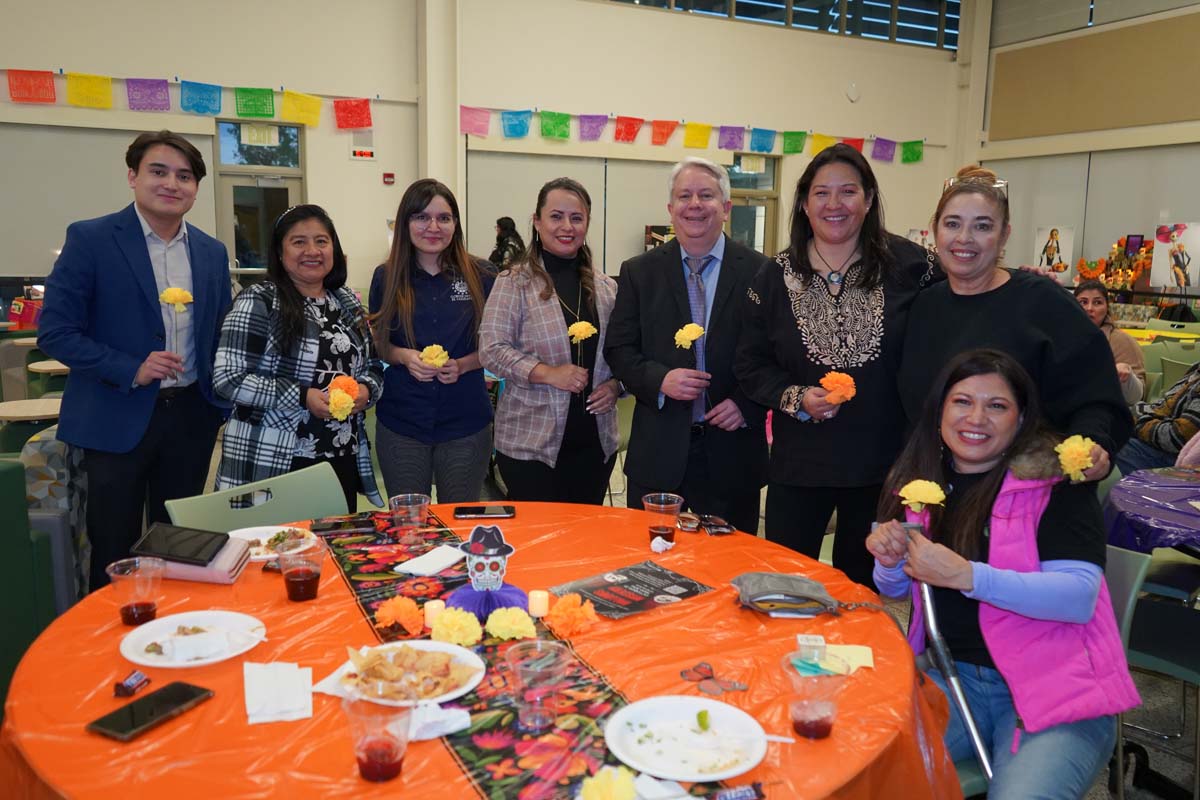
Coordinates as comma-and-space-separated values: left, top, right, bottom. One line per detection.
528, 590, 550, 618
423, 599, 446, 627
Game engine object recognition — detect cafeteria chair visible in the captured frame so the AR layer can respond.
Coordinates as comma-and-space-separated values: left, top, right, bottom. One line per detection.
1147, 319, 1200, 335
606, 395, 635, 504
165, 462, 348, 532
1162, 357, 1194, 392
1097, 465, 1123, 506
1141, 548, 1200, 607
1106, 545, 1154, 800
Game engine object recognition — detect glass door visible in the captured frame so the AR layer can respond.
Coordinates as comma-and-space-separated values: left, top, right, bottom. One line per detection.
217, 177, 303, 269
728, 197, 777, 255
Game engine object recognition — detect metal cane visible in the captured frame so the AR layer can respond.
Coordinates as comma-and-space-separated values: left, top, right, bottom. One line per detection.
920, 581, 994, 781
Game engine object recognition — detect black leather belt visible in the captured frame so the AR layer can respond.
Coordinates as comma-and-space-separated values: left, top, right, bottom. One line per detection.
157, 383, 195, 402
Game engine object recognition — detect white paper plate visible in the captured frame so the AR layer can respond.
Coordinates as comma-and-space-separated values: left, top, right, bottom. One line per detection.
119, 610, 266, 668
323, 640, 486, 707
604, 695, 767, 783
226, 525, 316, 562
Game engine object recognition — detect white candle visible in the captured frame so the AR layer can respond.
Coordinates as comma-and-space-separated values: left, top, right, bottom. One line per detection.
528, 590, 550, 618
423, 599, 445, 628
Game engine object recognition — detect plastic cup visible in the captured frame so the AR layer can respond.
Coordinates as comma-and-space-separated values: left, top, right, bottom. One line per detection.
277, 538, 325, 602
781, 651, 850, 740
389, 493, 431, 542
505, 640, 570, 732
106, 557, 165, 625
341, 686, 412, 783
642, 492, 684, 543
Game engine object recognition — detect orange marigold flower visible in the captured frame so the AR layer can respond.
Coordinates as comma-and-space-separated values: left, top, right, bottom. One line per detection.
819, 371, 856, 405
375, 596, 424, 635
544, 593, 599, 637
330, 375, 359, 396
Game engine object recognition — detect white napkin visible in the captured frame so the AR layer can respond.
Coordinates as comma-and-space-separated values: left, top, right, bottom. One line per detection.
244, 662, 312, 724
634, 774, 689, 799
394, 544, 465, 576
163, 630, 228, 662
650, 537, 676, 553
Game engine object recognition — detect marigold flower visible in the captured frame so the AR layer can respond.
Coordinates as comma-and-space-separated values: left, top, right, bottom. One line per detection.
330, 374, 359, 396
898, 479, 946, 513
1055, 434, 1096, 482
567, 321, 598, 345
328, 388, 355, 421
420, 344, 450, 367
159, 287, 194, 312
579, 766, 636, 800
820, 371, 857, 404
430, 607, 483, 646
544, 593, 599, 637
484, 606, 536, 640
674, 323, 705, 349
375, 596, 423, 635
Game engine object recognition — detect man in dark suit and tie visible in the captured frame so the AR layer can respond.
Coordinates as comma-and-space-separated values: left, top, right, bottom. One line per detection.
605, 157, 768, 533
39, 130, 231, 589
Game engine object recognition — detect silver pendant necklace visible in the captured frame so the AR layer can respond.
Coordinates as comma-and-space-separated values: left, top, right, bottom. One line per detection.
811, 244, 859, 286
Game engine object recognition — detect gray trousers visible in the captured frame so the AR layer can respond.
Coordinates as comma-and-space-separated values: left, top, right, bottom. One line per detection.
374, 419, 493, 504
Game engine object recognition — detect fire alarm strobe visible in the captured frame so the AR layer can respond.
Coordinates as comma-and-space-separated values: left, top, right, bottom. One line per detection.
350, 147, 376, 161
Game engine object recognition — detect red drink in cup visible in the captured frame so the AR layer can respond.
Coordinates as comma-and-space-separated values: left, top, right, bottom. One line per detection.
791, 700, 836, 739
648, 526, 676, 543
277, 539, 325, 602
342, 690, 411, 784
106, 557, 165, 626
119, 601, 157, 625
356, 736, 405, 782
283, 567, 320, 601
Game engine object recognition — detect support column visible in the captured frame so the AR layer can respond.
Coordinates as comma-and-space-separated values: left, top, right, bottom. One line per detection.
417, 0, 462, 196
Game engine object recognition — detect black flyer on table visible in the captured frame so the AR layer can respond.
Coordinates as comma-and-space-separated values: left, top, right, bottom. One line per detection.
549, 560, 713, 619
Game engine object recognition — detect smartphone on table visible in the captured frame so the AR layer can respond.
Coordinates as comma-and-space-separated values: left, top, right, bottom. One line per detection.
86, 682, 213, 742
453, 505, 516, 520
310, 512, 377, 533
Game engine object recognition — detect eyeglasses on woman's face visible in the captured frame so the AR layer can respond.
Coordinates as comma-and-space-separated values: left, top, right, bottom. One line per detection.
410, 212, 456, 229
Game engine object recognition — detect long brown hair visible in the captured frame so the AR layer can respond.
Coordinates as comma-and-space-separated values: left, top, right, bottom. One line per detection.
370, 179, 486, 351
878, 349, 1045, 560
517, 177, 597, 315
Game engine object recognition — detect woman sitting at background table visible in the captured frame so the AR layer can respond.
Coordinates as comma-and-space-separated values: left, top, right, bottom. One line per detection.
489, 216, 525, 269
478, 177, 620, 504
899, 165, 1131, 481
869, 348, 1138, 800
214, 204, 383, 512
736, 143, 936, 587
1073, 278, 1145, 405
369, 179, 494, 503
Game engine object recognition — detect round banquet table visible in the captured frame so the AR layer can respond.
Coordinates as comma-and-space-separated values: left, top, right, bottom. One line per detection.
1, 503, 957, 799
1105, 466, 1200, 554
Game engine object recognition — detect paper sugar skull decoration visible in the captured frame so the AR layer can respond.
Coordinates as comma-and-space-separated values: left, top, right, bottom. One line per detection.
460, 525, 514, 592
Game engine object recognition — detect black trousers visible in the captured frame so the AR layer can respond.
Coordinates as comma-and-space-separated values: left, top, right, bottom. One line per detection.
496, 441, 615, 506
764, 482, 883, 588
83, 385, 221, 591
290, 448, 361, 515
625, 430, 761, 536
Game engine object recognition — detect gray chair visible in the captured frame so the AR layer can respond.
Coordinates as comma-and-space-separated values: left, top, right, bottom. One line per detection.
1106, 545, 1154, 800
165, 462, 348, 532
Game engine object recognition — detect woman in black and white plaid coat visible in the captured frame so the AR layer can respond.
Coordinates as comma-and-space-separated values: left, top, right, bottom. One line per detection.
213, 205, 384, 511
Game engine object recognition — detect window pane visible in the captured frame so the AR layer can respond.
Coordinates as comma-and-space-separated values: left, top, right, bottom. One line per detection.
610, 0, 669, 6
730, 204, 767, 253
674, 0, 730, 15
233, 186, 291, 267
944, 0, 960, 49
846, 0, 892, 40
218, 122, 301, 168
895, 1, 940, 46
792, 0, 842, 32
728, 154, 776, 191
735, 0, 786, 24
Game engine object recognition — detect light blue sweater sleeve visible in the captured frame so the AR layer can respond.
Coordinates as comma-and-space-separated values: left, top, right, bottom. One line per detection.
964, 559, 1103, 623
872, 559, 911, 599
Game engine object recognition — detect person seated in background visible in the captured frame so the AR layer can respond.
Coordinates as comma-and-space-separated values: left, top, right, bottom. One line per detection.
1073, 279, 1145, 405
488, 216, 525, 269
1115, 360, 1200, 474
869, 349, 1138, 800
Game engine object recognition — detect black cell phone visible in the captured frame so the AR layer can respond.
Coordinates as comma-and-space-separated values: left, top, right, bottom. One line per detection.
86, 682, 213, 742
130, 523, 229, 566
453, 504, 516, 519
311, 512, 376, 533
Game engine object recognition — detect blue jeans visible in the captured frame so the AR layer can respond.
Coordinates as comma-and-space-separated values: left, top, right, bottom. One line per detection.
1115, 438, 1176, 476
928, 663, 1115, 800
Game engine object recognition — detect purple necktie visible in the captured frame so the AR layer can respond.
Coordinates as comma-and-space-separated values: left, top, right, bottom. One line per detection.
684, 255, 713, 422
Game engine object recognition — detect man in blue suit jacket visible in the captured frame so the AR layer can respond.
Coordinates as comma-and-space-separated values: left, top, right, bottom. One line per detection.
39, 130, 232, 590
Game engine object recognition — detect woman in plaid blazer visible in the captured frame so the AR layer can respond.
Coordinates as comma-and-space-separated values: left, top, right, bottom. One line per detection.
479, 178, 620, 504
213, 205, 384, 511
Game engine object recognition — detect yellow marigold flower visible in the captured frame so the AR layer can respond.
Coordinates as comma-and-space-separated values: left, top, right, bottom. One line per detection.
484, 606, 536, 640
420, 344, 450, 367
820, 371, 857, 404
159, 287, 194, 313
567, 321, 598, 345
1055, 435, 1096, 482
328, 388, 355, 421
899, 479, 946, 513
674, 322, 705, 349
430, 607, 482, 646
579, 766, 636, 800
374, 596, 423, 635
544, 592, 599, 637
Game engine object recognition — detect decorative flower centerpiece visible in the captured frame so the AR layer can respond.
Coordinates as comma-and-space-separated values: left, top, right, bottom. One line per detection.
159, 287, 193, 313
543, 592, 599, 636
674, 323, 704, 349
420, 344, 450, 367
898, 479, 946, 513
820, 371, 856, 404
484, 606, 536, 640
328, 375, 359, 421
374, 595, 424, 636
579, 766, 636, 800
1075, 257, 1106, 281
567, 321, 597, 345
430, 606, 483, 646
1055, 434, 1096, 482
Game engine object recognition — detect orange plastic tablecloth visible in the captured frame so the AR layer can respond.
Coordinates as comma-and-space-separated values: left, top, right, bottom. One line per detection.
2, 503, 959, 799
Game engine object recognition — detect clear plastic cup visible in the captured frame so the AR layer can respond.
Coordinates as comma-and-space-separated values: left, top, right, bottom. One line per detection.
389, 493, 431, 543
781, 651, 850, 740
642, 492, 684, 544
277, 537, 326, 602
106, 557, 165, 625
505, 640, 570, 732
341, 685, 413, 782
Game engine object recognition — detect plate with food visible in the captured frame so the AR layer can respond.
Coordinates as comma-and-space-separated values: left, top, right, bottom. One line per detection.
119, 610, 266, 668
325, 640, 485, 706
604, 695, 767, 783
227, 525, 316, 562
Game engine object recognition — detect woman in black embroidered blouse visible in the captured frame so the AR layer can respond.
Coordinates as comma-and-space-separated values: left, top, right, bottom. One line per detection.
736, 144, 935, 587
